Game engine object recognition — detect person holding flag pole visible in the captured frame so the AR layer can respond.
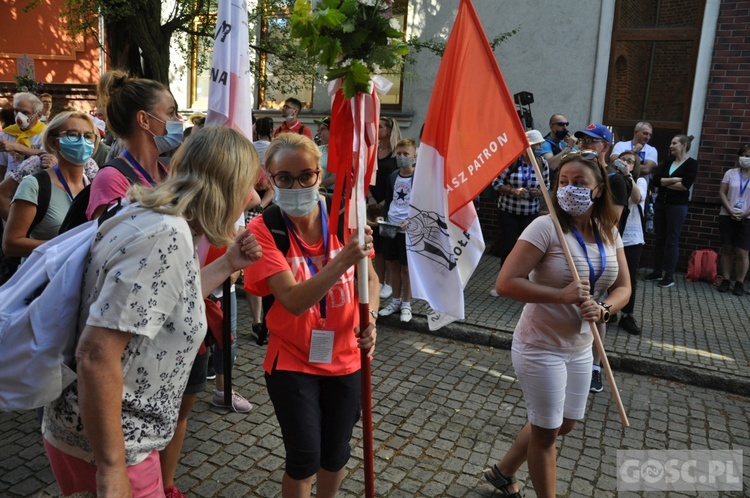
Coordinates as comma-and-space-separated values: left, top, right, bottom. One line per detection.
483, 149, 631, 497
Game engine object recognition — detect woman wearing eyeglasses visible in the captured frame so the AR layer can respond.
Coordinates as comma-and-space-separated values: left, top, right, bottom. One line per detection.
484, 150, 631, 498
2, 111, 99, 258
244, 133, 378, 498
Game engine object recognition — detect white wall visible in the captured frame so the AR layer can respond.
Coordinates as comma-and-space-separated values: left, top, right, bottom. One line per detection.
400, 0, 608, 138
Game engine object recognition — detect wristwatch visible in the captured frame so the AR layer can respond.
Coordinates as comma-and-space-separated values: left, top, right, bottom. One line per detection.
369, 309, 378, 321
598, 302, 612, 323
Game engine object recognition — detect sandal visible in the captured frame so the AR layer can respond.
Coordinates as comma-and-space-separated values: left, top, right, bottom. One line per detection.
483, 464, 522, 497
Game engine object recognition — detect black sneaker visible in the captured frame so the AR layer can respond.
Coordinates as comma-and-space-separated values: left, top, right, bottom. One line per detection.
644, 272, 662, 282
590, 370, 603, 393
732, 281, 745, 296
618, 314, 641, 335
717, 280, 732, 293
658, 276, 675, 288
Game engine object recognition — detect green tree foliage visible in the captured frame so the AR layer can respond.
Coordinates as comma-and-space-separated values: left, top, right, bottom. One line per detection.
25, 0, 515, 98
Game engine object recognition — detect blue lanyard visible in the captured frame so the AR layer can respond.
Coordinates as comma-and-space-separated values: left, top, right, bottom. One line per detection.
281, 199, 329, 318
740, 170, 750, 197
53, 165, 88, 202
122, 149, 167, 186
519, 163, 531, 187
571, 225, 606, 288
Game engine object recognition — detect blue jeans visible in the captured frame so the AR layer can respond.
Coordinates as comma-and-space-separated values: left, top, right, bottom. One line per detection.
653, 203, 688, 278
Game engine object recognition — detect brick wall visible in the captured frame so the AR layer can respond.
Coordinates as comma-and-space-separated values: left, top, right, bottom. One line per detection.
683, 0, 750, 275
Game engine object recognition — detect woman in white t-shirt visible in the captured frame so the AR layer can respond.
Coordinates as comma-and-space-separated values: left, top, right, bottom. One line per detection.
717, 144, 750, 295
483, 150, 631, 498
43, 126, 262, 498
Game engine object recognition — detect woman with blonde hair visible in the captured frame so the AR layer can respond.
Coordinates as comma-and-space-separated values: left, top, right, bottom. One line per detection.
484, 150, 630, 498
244, 133, 378, 498
42, 126, 262, 498
3, 111, 100, 257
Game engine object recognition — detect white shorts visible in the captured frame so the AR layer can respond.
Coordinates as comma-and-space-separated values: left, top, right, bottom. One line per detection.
511, 341, 592, 429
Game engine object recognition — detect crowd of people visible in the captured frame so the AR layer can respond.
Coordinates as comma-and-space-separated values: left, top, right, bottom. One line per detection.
1, 77, 746, 498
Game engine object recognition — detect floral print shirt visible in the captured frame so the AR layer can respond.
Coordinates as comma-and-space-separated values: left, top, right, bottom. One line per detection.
43, 206, 205, 466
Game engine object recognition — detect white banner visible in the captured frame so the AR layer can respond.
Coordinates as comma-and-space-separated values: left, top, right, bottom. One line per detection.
206, 0, 253, 138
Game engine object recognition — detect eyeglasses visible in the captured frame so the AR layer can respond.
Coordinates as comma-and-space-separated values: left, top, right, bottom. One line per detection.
581, 136, 607, 144
58, 130, 97, 144
270, 169, 321, 189
553, 121, 570, 127
282, 104, 297, 111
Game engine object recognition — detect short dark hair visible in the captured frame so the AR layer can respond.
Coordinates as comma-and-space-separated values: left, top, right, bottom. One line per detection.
285, 98, 303, 111
256, 117, 274, 138
737, 144, 750, 157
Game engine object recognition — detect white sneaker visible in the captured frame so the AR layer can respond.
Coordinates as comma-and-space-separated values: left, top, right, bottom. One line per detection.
489, 289, 499, 297
380, 283, 393, 299
379, 301, 401, 317
400, 307, 412, 323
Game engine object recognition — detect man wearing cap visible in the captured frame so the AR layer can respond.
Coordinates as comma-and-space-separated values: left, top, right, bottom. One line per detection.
490, 129, 550, 271
574, 123, 630, 394
610, 121, 658, 173
273, 97, 312, 139
0, 92, 46, 180
540, 113, 578, 172
314, 116, 335, 192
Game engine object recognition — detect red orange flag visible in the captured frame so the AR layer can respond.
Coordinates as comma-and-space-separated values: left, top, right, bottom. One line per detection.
407, 0, 528, 327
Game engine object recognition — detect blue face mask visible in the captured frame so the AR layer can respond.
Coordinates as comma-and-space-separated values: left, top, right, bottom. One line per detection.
148, 113, 183, 154
58, 136, 95, 165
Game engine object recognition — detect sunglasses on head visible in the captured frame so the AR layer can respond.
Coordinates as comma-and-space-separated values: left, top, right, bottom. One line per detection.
561, 149, 601, 164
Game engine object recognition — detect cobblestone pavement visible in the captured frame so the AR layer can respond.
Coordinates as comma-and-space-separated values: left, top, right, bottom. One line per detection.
403, 255, 750, 395
1, 320, 749, 497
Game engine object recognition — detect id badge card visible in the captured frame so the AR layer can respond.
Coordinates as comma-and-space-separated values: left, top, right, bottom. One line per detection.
309, 329, 334, 364
735, 200, 744, 210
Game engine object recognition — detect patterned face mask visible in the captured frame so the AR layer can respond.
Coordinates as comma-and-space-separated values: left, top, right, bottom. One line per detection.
556, 185, 594, 216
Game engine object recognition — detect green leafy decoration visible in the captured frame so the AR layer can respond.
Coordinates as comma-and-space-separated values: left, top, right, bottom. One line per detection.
291, 0, 408, 98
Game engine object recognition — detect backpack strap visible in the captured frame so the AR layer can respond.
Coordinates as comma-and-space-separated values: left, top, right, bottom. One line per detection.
30, 171, 52, 234
105, 157, 142, 185
258, 196, 345, 334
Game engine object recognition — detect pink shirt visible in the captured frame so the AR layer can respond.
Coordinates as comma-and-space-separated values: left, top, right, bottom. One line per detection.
85, 163, 152, 220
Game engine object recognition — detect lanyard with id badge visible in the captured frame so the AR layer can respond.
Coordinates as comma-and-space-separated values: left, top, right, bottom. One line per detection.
282, 199, 335, 364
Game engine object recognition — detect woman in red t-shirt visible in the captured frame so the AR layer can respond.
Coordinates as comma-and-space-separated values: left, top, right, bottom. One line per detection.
244, 133, 378, 498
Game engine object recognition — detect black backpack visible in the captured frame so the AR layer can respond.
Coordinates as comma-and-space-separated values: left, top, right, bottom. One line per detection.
58, 158, 142, 234
254, 196, 344, 345
0, 171, 53, 285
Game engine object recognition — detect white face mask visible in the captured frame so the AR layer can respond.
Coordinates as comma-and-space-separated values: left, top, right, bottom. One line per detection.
557, 185, 594, 217
739, 157, 750, 169
15, 112, 31, 130
273, 185, 320, 217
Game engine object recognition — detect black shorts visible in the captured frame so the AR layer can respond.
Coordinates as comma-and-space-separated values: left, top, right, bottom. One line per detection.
184, 351, 208, 394
265, 368, 361, 480
719, 216, 750, 251
381, 232, 408, 265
